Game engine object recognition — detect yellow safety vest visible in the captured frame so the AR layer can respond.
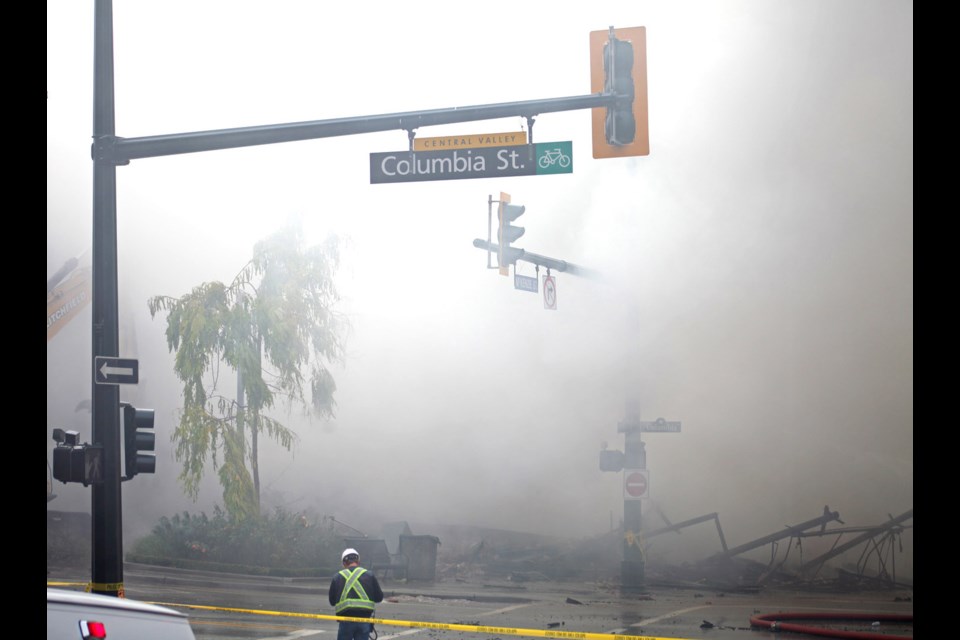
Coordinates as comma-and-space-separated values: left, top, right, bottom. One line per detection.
335, 567, 375, 614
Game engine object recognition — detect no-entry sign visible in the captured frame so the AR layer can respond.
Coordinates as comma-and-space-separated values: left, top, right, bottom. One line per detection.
623, 469, 649, 500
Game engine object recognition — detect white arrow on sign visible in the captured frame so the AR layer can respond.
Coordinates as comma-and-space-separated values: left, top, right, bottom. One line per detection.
100, 361, 134, 378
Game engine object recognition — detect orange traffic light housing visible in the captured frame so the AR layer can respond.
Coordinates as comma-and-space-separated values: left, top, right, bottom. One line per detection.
590, 26, 649, 159
497, 191, 525, 275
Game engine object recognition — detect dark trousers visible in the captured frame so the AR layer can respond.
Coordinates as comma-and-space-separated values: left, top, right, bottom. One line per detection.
337, 620, 374, 640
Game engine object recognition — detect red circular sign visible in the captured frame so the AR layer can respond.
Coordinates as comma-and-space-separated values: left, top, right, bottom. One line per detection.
625, 471, 647, 497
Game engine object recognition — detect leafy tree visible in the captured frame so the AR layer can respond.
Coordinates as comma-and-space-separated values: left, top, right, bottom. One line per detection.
148, 224, 346, 519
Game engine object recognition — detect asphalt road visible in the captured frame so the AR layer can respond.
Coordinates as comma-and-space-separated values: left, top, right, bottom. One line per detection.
48, 564, 914, 640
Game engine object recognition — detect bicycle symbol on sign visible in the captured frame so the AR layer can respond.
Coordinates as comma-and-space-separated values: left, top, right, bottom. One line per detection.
538, 147, 571, 169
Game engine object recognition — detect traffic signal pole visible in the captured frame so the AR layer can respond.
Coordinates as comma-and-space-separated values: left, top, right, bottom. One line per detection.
96, 93, 622, 165
618, 407, 646, 591
599, 402, 681, 591
471, 239, 603, 280
91, 0, 124, 597
87, 0, 636, 596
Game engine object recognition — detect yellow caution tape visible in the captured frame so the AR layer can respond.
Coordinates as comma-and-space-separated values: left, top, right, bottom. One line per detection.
47, 579, 124, 596
50, 581, 673, 640
623, 530, 646, 560
147, 605, 668, 640
85, 582, 125, 597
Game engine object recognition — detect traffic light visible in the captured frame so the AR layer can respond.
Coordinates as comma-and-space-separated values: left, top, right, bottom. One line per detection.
497, 191, 525, 275
603, 33, 635, 146
589, 26, 649, 158
599, 449, 624, 472
122, 403, 156, 479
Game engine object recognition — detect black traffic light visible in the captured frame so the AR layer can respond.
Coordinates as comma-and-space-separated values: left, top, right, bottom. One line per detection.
497, 199, 525, 272
122, 403, 156, 479
603, 34, 636, 146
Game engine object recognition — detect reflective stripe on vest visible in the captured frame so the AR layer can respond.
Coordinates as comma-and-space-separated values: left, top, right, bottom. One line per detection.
335, 567, 375, 614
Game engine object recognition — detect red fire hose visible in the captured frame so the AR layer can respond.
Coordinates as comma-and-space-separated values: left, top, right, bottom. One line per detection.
749, 611, 912, 640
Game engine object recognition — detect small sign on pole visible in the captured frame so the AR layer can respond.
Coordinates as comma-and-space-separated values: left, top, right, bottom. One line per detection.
94, 356, 139, 385
639, 418, 681, 433
623, 468, 649, 500
413, 131, 527, 151
514, 274, 538, 292
543, 275, 557, 310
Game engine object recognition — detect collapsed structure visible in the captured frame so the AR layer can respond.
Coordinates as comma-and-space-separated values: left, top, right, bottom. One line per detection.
424, 505, 913, 592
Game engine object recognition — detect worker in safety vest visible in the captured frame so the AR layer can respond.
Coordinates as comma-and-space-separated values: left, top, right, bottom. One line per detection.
329, 548, 384, 640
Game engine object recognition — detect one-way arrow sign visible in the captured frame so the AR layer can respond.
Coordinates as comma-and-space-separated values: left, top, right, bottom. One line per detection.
94, 356, 139, 385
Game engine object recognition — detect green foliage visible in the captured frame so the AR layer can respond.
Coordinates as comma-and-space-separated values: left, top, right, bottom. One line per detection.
128, 506, 342, 575
148, 222, 347, 519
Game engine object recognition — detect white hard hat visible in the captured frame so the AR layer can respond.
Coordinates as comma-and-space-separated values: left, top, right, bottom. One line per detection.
341, 548, 360, 561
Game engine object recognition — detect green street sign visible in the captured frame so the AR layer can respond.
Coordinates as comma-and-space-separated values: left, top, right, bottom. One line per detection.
370, 141, 573, 184
533, 141, 572, 175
